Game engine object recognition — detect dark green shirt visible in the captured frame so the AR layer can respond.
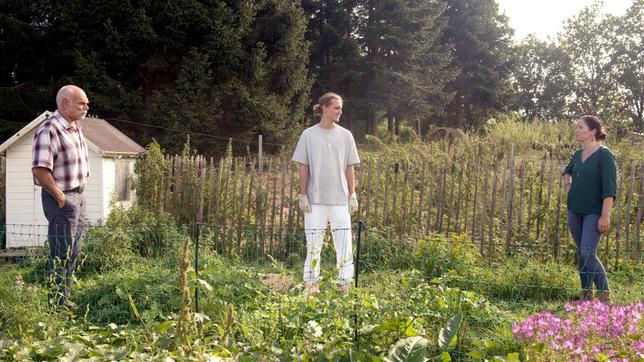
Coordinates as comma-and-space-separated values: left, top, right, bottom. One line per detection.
563, 146, 617, 216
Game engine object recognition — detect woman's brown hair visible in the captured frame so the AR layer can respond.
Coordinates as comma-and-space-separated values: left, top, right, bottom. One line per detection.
580, 115, 607, 141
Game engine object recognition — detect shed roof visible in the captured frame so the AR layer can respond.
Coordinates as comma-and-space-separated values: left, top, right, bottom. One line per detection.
0, 111, 145, 156
81, 117, 145, 155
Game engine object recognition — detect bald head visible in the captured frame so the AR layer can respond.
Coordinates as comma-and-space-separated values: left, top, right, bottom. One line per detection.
56, 85, 89, 123
56, 85, 84, 108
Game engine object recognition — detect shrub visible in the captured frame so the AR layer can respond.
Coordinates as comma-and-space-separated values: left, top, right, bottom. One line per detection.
398, 124, 420, 143
82, 203, 182, 272
416, 233, 480, 279
364, 134, 385, 150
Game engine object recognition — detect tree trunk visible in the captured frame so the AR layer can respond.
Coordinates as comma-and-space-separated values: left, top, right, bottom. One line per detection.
368, 108, 378, 137
394, 114, 400, 139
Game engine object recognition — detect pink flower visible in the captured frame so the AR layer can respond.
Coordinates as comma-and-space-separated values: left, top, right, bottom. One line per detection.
513, 301, 643, 361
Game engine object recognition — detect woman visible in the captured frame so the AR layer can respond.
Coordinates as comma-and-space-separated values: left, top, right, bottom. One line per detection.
563, 115, 617, 303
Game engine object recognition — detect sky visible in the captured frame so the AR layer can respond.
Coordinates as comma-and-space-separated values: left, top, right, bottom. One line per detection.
495, 0, 634, 40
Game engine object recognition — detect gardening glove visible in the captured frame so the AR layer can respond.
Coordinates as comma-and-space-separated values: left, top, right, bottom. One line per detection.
298, 194, 311, 213
349, 193, 359, 214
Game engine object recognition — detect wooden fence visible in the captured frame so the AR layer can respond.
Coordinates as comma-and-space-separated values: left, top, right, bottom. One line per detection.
134, 147, 643, 264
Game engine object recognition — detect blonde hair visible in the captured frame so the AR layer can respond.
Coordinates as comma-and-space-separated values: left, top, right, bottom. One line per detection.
313, 92, 342, 117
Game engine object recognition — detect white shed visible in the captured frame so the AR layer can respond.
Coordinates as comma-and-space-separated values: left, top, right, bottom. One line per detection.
0, 111, 145, 248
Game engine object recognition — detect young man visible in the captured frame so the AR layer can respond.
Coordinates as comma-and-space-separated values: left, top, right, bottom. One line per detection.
292, 92, 360, 295
32, 85, 90, 307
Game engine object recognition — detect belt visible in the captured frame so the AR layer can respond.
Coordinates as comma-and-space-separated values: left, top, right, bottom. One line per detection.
65, 185, 85, 193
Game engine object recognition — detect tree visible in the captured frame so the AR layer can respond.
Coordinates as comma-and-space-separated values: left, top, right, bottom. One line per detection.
440, 0, 515, 129
0, 1, 59, 140
558, 2, 619, 120
610, 0, 644, 131
302, 0, 362, 130
0, 0, 311, 156
512, 35, 571, 122
354, 0, 454, 137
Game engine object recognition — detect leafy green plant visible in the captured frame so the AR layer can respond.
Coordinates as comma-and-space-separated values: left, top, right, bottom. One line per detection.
82, 203, 181, 273
398, 124, 420, 144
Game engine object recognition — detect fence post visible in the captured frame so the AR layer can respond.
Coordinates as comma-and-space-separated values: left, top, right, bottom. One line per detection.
635, 161, 644, 261
506, 144, 515, 256
624, 160, 637, 259
258, 135, 263, 173
194, 222, 200, 314
354, 220, 363, 343
355, 220, 363, 289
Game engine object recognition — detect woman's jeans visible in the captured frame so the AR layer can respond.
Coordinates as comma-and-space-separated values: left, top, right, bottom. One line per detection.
567, 210, 609, 292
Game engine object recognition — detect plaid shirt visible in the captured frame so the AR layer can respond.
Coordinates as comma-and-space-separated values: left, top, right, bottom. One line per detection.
32, 111, 90, 191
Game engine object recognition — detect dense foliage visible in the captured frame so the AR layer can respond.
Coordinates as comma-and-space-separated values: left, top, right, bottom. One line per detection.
2, 1, 642, 155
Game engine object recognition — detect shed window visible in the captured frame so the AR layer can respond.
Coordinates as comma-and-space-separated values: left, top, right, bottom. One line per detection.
115, 159, 131, 201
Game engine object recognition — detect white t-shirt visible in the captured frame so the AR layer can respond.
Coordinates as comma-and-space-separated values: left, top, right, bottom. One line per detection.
292, 124, 360, 205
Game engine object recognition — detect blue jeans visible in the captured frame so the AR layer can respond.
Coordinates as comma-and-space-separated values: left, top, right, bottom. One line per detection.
567, 211, 609, 292
42, 189, 86, 305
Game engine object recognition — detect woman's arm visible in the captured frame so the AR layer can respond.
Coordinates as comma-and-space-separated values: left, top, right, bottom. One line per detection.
598, 197, 614, 234
563, 173, 572, 192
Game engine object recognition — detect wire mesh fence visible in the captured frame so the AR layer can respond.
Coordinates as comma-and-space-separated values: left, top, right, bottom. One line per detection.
2, 220, 642, 327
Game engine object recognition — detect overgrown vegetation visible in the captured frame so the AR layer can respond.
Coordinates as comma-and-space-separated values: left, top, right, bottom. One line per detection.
1, 204, 641, 360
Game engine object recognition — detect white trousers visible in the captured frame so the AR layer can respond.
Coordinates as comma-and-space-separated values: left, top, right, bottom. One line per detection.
303, 204, 353, 284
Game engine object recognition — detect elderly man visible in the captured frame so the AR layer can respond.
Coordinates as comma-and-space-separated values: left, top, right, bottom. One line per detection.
32, 85, 90, 307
